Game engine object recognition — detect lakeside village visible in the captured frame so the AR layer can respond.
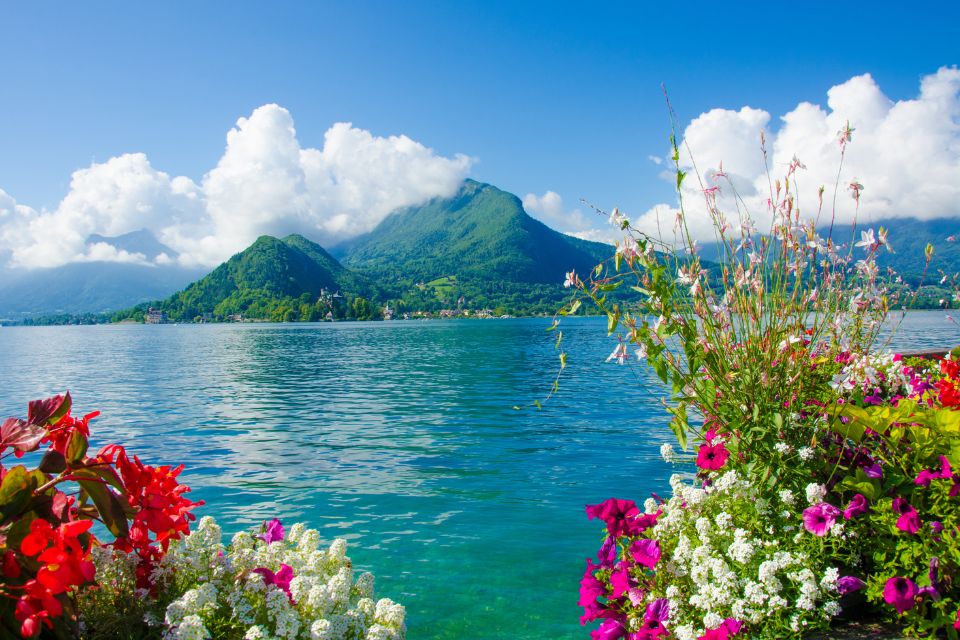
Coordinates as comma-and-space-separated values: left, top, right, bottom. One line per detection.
142, 288, 514, 324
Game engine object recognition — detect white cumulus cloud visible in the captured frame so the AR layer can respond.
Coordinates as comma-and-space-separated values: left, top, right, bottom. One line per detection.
0, 104, 473, 269
631, 66, 960, 243
523, 190, 614, 241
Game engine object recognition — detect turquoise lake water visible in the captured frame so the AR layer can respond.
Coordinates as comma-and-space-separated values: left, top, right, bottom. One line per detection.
1, 313, 958, 638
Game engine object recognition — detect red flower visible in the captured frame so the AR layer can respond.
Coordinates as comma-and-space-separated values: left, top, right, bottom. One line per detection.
15, 519, 95, 638
14, 580, 62, 638
20, 519, 95, 595
41, 409, 99, 456
99, 444, 202, 588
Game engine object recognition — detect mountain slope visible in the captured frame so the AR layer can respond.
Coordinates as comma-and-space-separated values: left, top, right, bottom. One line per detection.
338, 179, 612, 287
0, 263, 204, 320
143, 234, 372, 321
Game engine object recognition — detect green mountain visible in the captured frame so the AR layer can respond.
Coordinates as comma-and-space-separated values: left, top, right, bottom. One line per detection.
339, 179, 610, 284
51, 180, 624, 324
131, 234, 375, 322
334, 179, 613, 313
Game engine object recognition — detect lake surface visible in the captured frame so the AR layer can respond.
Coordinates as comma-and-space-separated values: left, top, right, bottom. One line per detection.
1, 313, 958, 639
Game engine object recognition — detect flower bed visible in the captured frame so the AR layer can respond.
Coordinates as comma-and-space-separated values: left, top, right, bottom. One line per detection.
0, 394, 405, 639
562, 126, 960, 638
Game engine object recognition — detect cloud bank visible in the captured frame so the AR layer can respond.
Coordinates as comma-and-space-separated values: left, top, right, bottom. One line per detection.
630, 66, 960, 243
0, 105, 473, 269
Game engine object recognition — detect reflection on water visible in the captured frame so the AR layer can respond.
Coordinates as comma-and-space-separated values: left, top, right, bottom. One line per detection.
1, 312, 958, 638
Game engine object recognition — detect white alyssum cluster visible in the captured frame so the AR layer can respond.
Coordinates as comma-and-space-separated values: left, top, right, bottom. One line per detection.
94, 516, 405, 640
643, 471, 840, 637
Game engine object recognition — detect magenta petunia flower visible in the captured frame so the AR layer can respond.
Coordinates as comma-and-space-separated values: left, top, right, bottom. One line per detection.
843, 493, 869, 520
915, 455, 953, 486
697, 618, 744, 640
579, 560, 607, 614
259, 518, 284, 544
802, 503, 841, 537
953, 606, 960, 631
695, 442, 730, 471
627, 598, 670, 639
253, 563, 295, 601
892, 498, 920, 534
837, 576, 866, 594
609, 561, 634, 599
586, 498, 642, 538
630, 539, 661, 568
598, 536, 617, 568
883, 576, 918, 613
592, 618, 627, 640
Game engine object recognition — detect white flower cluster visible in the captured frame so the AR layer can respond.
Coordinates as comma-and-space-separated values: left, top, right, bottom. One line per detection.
646, 472, 840, 639
829, 351, 912, 398
91, 516, 405, 640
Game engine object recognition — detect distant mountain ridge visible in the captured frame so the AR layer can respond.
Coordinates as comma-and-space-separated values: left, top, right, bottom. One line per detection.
86, 228, 179, 260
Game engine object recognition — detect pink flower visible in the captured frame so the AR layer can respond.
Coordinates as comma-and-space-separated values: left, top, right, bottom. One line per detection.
592, 618, 627, 640
259, 518, 284, 544
629, 599, 670, 639
609, 562, 634, 599
253, 563, 294, 601
698, 618, 744, 639
843, 494, 869, 520
695, 442, 730, 470
883, 576, 918, 614
579, 560, 607, 619
586, 499, 640, 538
837, 576, 866, 594
892, 498, 920, 534
802, 503, 841, 537
597, 536, 617, 568
953, 606, 960, 630
915, 456, 953, 487
630, 539, 661, 568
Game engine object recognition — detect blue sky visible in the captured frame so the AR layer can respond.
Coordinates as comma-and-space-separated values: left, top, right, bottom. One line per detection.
1, 1, 958, 267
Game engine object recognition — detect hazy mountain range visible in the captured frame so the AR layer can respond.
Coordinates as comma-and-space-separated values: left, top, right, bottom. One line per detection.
1, 180, 958, 322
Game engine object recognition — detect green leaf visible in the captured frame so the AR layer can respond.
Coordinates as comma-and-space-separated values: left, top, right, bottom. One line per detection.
0, 465, 38, 521
76, 475, 128, 538
65, 430, 88, 465
607, 311, 620, 334
668, 404, 689, 450
559, 352, 567, 370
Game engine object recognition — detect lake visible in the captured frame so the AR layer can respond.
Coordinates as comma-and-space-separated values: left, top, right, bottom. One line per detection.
1, 313, 958, 639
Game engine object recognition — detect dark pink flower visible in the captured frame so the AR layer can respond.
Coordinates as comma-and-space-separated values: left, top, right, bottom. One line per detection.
586, 499, 642, 538
802, 503, 841, 537
598, 536, 617, 568
592, 618, 627, 640
629, 599, 670, 639
695, 442, 730, 471
892, 498, 920, 534
579, 560, 606, 614
609, 562, 634, 599
843, 494, 868, 520
953, 606, 960, 630
259, 518, 284, 544
837, 576, 865, 595
630, 539, 661, 568
915, 456, 953, 486
698, 618, 743, 640
883, 576, 918, 613
253, 563, 294, 601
